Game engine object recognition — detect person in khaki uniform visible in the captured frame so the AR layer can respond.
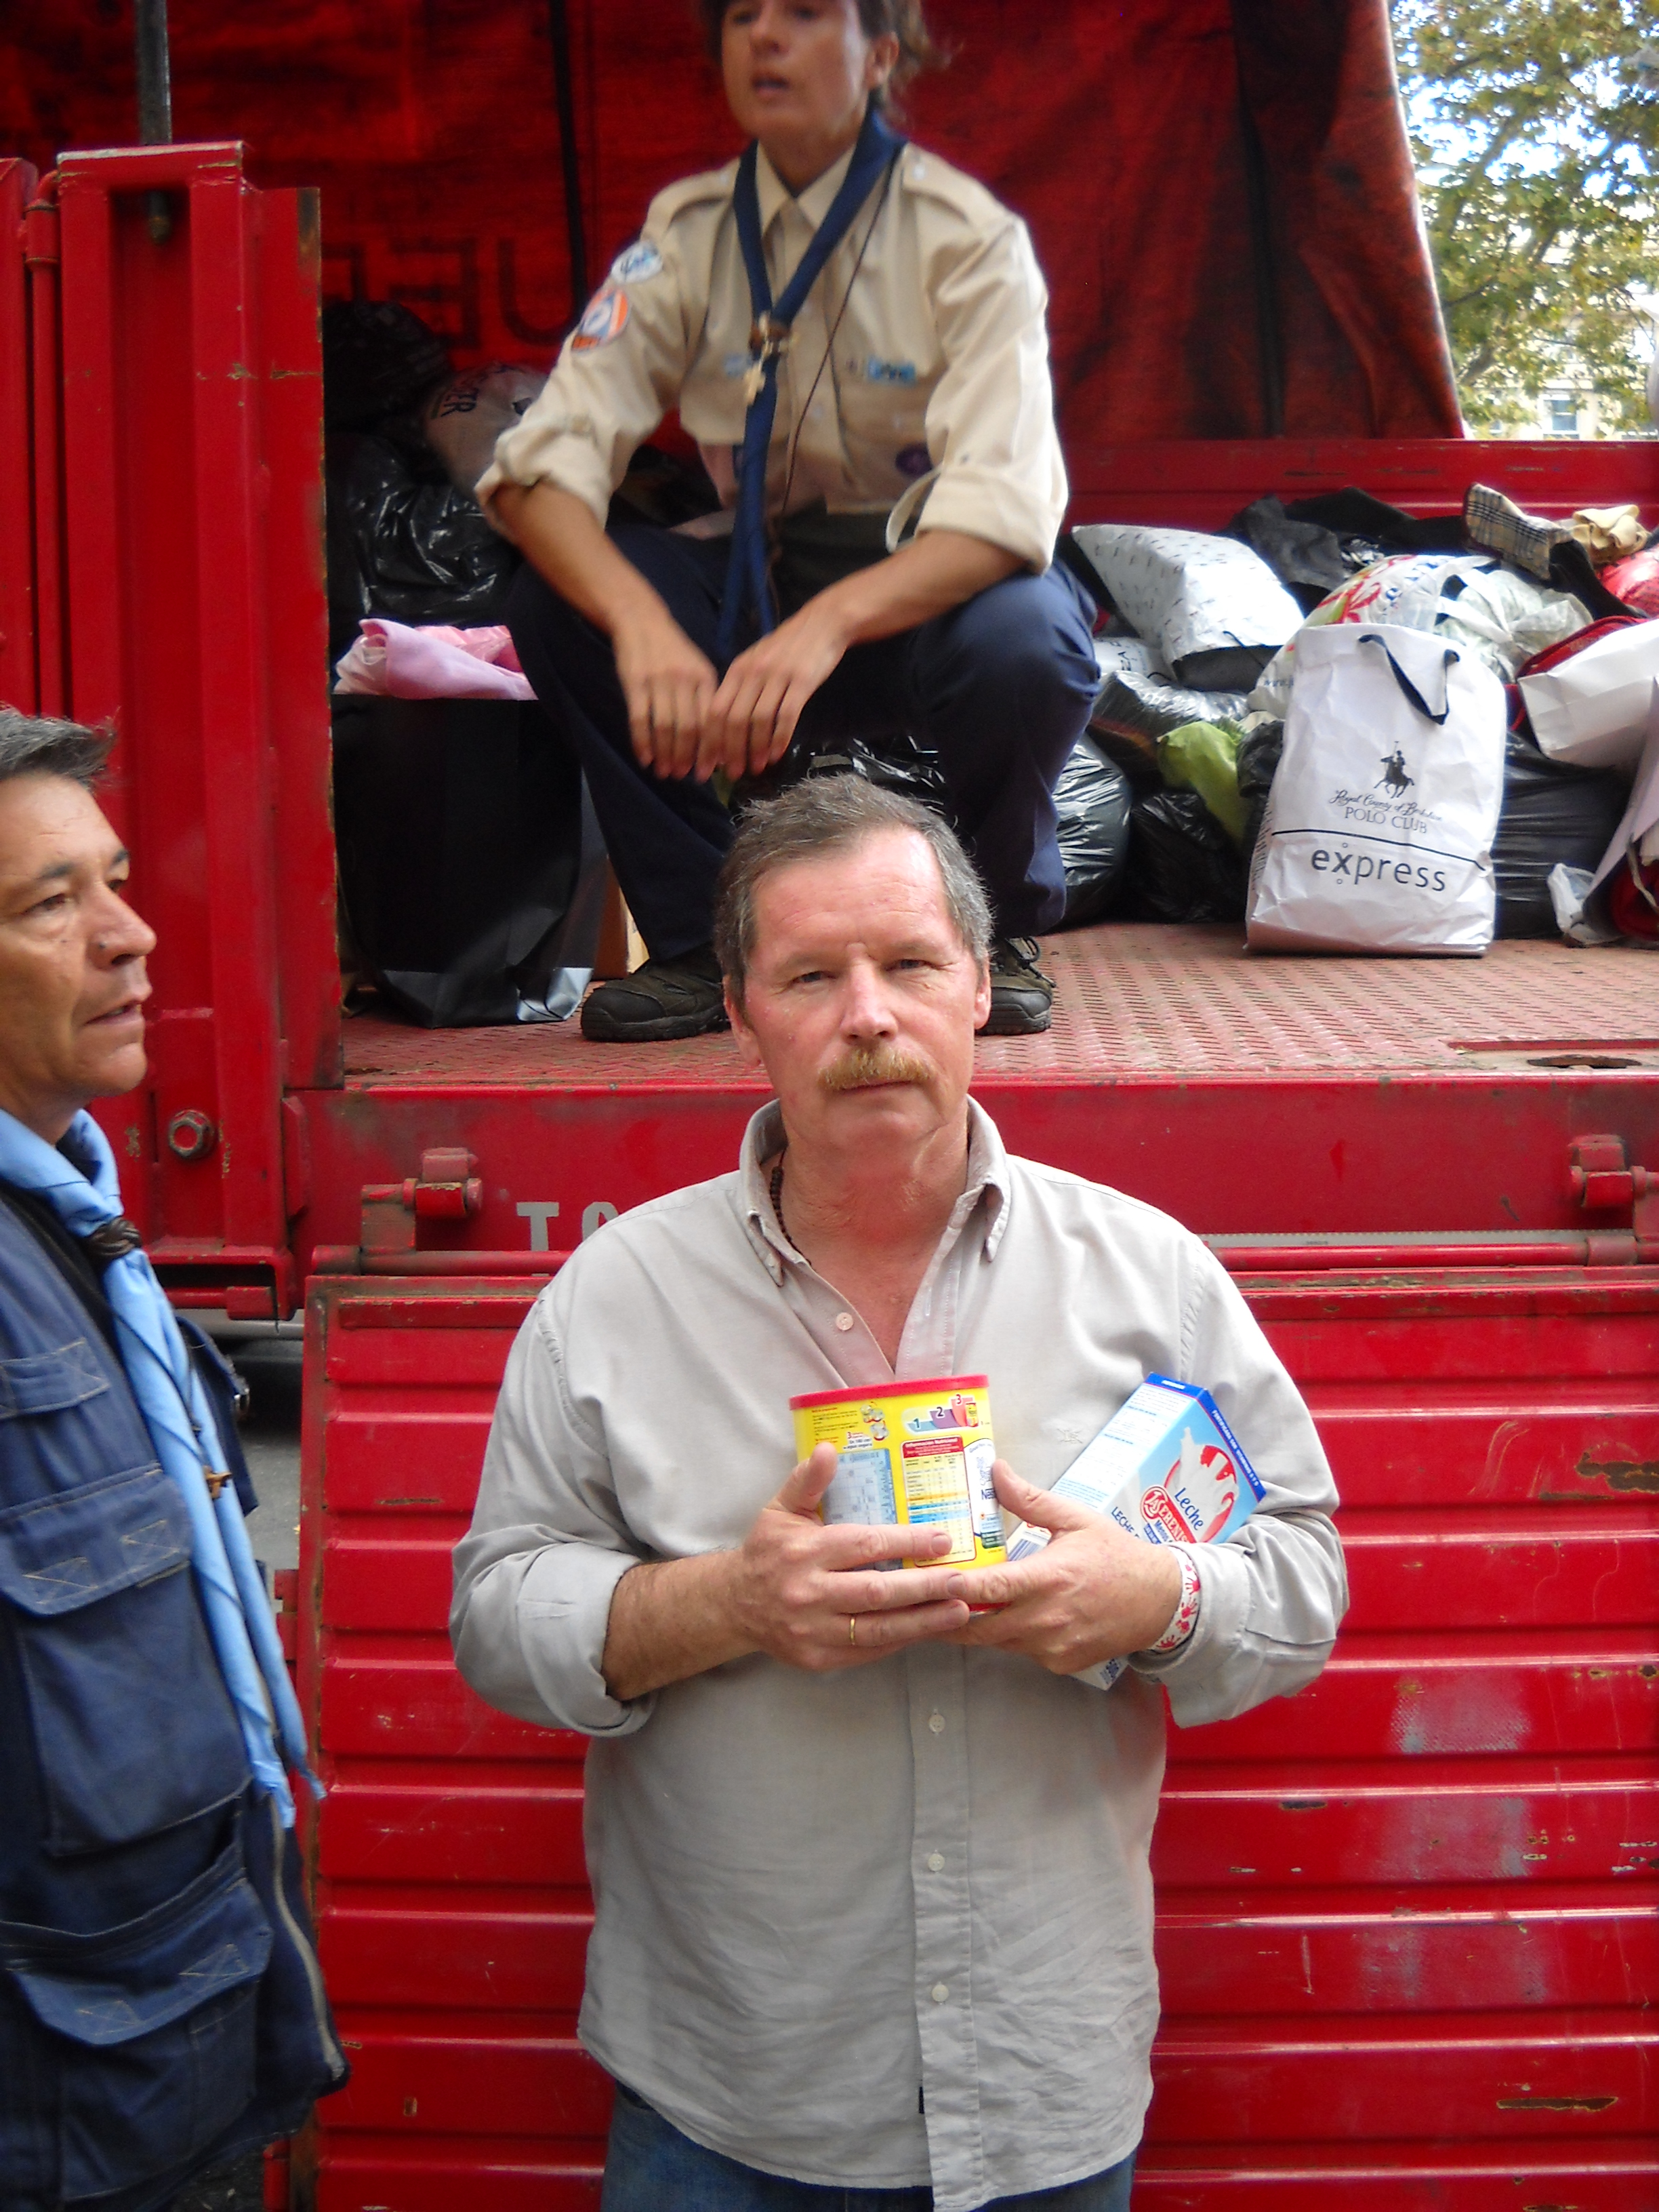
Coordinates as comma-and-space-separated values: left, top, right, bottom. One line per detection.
480, 0, 1099, 1042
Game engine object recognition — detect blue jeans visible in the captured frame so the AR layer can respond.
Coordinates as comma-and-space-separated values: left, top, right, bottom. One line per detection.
600, 2083, 1139, 2212
506, 527, 1099, 960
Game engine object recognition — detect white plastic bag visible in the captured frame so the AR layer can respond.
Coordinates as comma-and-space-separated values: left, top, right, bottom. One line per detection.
1070, 525, 1302, 689
1517, 616, 1659, 771
424, 363, 548, 495
1247, 623, 1506, 956
1248, 553, 1591, 718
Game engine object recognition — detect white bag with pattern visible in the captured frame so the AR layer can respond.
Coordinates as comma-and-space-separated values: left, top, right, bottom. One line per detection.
1247, 622, 1506, 956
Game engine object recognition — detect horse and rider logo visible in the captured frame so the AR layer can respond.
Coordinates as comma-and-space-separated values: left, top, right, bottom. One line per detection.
1375, 746, 1415, 799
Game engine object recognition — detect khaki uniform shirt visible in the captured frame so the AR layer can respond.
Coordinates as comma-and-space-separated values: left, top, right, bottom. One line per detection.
451, 1102, 1345, 2211
478, 140, 1069, 573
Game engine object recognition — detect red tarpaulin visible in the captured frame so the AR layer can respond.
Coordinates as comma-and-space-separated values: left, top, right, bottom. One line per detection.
1, 0, 1462, 449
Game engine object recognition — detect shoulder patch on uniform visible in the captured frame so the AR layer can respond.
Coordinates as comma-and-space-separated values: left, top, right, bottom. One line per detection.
571, 288, 630, 352
610, 239, 664, 285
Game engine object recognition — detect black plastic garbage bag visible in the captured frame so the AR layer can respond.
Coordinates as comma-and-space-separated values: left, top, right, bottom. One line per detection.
332, 697, 586, 1026
323, 300, 450, 433
322, 298, 523, 661
1124, 788, 1246, 924
733, 733, 951, 819
1090, 645, 1247, 792
1494, 693, 1630, 938
1236, 720, 1284, 874
325, 431, 521, 663
1054, 737, 1132, 925
1276, 487, 1464, 562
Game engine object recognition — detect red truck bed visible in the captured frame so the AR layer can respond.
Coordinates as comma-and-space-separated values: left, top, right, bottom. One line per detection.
298, 929, 1659, 2211
313, 928, 1659, 1259
1, 81, 1655, 2212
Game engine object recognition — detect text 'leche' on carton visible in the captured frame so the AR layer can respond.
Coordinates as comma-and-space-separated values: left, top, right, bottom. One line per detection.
1004, 1374, 1265, 1687
791, 1375, 1006, 1573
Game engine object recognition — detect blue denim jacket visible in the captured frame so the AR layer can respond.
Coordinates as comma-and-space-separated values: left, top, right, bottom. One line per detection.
0, 1199, 345, 2209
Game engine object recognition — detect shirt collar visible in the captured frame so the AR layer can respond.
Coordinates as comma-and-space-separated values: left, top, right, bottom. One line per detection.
736, 1097, 1011, 1282
753, 140, 859, 242
962, 1097, 1012, 1256
738, 1101, 795, 1282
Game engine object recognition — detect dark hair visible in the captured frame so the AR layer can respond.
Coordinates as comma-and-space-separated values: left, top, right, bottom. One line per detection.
714, 775, 991, 1006
695, 1, 946, 110
0, 710, 111, 791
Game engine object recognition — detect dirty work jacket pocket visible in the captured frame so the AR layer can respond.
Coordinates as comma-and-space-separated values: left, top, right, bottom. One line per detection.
0, 1463, 251, 1853
0, 1830, 272, 2202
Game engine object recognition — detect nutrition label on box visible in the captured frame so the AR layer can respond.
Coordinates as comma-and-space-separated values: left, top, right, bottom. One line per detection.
821, 1446, 898, 1530
790, 1374, 1008, 1574
899, 1438, 977, 1563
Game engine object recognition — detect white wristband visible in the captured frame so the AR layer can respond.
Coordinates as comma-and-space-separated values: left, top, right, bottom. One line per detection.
1147, 1547, 1202, 1654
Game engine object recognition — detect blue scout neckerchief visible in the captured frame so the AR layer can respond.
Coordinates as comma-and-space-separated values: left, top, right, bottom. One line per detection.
0, 1106, 320, 1824
716, 104, 906, 661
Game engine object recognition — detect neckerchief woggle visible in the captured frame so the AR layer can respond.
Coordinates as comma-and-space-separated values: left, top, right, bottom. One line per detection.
0, 1107, 319, 1824
716, 105, 906, 661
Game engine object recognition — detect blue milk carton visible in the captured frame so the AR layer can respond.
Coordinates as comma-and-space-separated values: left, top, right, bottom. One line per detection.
1005, 1375, 1265, 1688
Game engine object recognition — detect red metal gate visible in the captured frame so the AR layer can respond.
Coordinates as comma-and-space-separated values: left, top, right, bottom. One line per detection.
297, 1261, 1659, 2210
0, 141, 338, 1317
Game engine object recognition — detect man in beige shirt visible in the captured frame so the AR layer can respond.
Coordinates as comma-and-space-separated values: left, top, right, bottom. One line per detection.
481, 0, 1099, 1042
452, 777, 1345, 2210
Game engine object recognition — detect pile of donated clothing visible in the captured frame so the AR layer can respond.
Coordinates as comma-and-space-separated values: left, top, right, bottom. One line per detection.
1055, 485, 1659, 949
326, 299, 1659, 992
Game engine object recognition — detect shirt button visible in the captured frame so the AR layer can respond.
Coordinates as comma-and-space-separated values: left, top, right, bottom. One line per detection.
834, 1311, 855, 1332
928, 1712, 945, 1735
927, 1852, 945, 1872
931, 1982, 949, 2003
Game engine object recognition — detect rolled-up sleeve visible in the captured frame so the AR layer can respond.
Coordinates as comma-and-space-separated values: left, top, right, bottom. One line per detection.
451, 1297, 653, 1738
1130, 1251, 1347, 1726
475, 209, 698, 528
912, 212, 1068, 571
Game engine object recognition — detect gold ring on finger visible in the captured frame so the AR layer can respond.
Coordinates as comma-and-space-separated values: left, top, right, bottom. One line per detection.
848, 1614, 858, 1646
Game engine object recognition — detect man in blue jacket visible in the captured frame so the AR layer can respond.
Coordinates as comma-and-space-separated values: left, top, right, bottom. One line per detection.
0, 711, 346, 2211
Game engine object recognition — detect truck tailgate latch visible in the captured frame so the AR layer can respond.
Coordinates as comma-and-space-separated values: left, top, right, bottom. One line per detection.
361, 1147, 483, 1255
1568, 1135, 1658, 1263
312, 1147, 569, 1278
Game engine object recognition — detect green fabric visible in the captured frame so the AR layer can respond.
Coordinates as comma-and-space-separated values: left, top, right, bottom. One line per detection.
1158, 718, 1246, 845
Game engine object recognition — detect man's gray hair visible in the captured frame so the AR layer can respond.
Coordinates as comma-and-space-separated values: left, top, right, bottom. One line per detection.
0, 709, 111, 790
714, 776, 992, 1004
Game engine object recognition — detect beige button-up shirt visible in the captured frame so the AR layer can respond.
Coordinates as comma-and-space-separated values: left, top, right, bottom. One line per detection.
477, 140, 1069, 573
451, 1102, 1344, 2209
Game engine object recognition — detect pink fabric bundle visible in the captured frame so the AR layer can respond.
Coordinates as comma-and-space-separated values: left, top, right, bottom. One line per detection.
334, 620, 535, 701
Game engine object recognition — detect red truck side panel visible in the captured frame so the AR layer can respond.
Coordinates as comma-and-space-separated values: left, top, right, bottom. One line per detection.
0, 159, 38, 714
27, 143, 340, 1306
298, 1271, 1658, 2210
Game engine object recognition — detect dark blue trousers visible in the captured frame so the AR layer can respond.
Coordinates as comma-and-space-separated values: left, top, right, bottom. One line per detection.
505, 528, 1099, 960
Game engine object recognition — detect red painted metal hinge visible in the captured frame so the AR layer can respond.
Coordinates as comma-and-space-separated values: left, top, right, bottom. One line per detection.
361, 1144, 484, 1252
1568, 1133, 1658, 1264
311, 1149, 571, 1279
21, 191, 60, 268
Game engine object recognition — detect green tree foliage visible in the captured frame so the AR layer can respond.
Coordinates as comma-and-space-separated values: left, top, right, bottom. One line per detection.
1391, 1, 1658, 433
